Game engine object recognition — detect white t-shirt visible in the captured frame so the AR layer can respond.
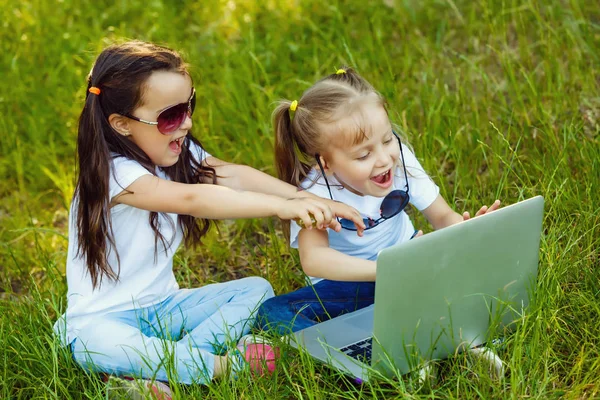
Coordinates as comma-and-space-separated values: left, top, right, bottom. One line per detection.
290, 144, 439, 284
54, 142, 210, 346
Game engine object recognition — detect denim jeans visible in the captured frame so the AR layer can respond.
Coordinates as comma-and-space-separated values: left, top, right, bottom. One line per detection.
70, 277, 273, 385
256, 280, 375, 336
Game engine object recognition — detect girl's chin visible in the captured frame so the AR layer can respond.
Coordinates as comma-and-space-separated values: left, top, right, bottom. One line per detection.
155, 156, 180, 168
368, 178, 395, 195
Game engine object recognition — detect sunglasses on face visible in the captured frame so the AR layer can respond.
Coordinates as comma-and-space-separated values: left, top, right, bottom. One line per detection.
124, 88, 196, 135
315, 132, 410, 232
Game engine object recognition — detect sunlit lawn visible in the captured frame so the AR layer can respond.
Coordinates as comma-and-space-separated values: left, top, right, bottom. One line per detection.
1, 0, 599, 398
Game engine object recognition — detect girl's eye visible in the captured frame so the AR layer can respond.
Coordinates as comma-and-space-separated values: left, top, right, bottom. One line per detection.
356, 153, 370, 161
384, 138, 393, 144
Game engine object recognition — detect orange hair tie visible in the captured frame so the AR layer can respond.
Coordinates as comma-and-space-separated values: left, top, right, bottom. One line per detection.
88, 87, 101, 95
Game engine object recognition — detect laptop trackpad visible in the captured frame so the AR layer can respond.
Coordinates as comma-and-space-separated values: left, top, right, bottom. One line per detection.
340, 305, 375, 332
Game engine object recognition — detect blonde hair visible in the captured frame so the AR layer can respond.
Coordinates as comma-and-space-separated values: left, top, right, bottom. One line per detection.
273, 67, 389, 188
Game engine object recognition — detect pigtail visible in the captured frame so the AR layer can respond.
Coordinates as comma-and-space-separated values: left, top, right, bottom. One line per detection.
273, 100, 315, 240
272, 101, 312, 187
75, 83, 119, 288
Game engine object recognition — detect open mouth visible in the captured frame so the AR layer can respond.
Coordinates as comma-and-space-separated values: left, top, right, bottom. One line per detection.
370, 169, 393, 188
169, 136, 185, 154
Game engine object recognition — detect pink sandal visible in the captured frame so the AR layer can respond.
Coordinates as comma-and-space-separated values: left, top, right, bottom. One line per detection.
235, 334, 280, 375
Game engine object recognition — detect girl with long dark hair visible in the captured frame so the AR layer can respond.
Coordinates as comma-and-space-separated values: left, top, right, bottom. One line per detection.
54, 41, 364, 393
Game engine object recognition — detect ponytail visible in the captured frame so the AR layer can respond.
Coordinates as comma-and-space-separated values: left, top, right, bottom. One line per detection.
75, 86, 119, 288
273, 100, 316, 240
273, 101, 314, 187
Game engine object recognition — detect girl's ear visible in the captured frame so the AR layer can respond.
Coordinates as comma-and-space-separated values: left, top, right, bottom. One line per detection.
316, 154, 334, 176
108, 113, 131, 137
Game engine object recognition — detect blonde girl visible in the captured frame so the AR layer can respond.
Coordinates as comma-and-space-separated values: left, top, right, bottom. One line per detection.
257, 67, 502, 377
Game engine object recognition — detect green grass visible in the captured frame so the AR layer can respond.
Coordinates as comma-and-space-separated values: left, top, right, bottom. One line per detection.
1, 0, 599, 398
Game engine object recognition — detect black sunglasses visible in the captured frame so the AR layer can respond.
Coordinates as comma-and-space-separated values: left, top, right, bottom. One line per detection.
315, 132, 410, 231
124, 88, 196, 135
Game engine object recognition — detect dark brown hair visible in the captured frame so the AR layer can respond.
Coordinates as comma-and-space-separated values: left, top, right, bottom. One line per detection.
76, 41, 216, 288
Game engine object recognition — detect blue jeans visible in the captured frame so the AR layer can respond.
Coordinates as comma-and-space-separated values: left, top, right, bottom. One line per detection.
70, 277, 273, 385
256, 280, 375, 336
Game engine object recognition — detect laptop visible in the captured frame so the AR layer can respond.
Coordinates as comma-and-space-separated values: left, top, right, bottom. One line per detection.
289, 196, 544, 382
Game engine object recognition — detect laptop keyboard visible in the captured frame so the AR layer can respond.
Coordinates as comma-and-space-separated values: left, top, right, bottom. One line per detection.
339, 337, 373, 364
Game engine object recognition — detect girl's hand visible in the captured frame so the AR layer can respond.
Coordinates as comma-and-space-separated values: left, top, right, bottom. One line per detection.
277, 198, 338, 230
321, 199, 366, 236
462, 199, 501, 221
283, 198, 366, 234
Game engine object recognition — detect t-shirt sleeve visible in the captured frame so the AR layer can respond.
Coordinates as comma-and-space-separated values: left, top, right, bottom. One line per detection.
289, 180, 331, 249
188, 140, 211, 164
401, 144, 440, 211
109, 157, 153, 201
108, 142, 210, 202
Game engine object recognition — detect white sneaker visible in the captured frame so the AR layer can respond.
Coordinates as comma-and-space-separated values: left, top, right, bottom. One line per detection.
407, 362, 437, 390
105, 376, 172, 400
467, 346, 505, 379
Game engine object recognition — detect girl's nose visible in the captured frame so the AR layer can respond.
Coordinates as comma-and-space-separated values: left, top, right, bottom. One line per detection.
374, 147, 389, 167
180, 113, 193, 131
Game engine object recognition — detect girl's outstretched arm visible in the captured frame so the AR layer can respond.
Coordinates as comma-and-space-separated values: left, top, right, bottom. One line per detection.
203, 156, 301, 198
297, 228, 377, 282
204, 156, 365, 234
114, 174, 333, 229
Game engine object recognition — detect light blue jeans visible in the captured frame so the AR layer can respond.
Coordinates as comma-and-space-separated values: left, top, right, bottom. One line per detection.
70, 277, 273, 385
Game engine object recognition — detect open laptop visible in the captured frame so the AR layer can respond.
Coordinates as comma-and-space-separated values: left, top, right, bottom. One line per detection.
289, 196, 544, 382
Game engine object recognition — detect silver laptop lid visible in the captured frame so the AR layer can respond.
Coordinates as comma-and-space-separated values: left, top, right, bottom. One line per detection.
372, 196, 544, 375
